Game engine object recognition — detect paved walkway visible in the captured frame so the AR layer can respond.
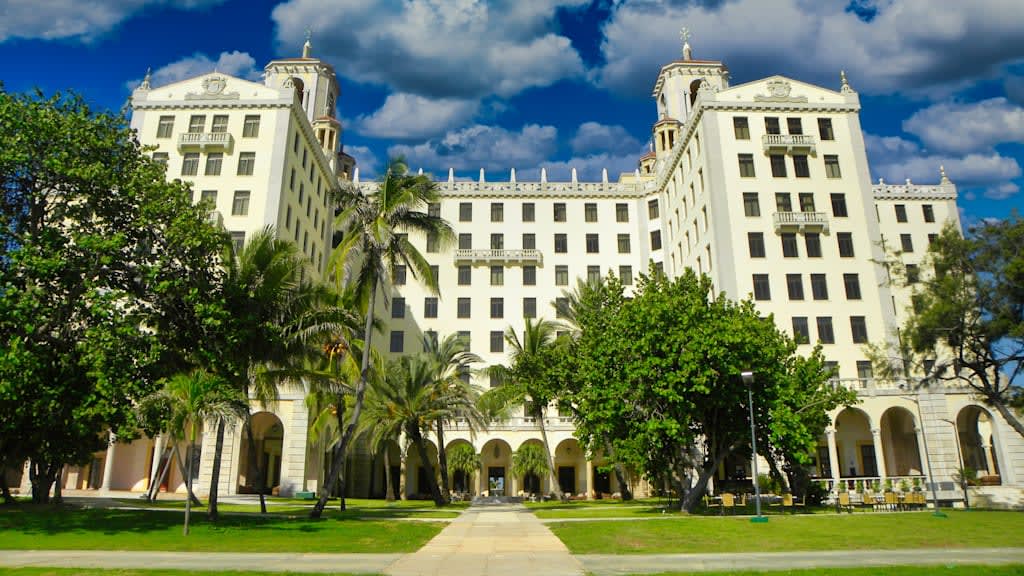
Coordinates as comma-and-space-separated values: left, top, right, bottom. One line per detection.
0, 551, 400, 573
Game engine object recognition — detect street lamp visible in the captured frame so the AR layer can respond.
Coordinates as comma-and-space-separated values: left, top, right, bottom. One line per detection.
905, 390, 946, 518
742, 371, 767, 523
940, 418, 969, 509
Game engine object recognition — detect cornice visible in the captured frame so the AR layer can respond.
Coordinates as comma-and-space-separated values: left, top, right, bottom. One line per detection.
356, 181, 646, 199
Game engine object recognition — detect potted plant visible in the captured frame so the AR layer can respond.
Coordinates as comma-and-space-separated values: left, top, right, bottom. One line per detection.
912, 477, 922, 492
899, 479, 910, 493
872, 479, 881, 492
884, 478, 894, 492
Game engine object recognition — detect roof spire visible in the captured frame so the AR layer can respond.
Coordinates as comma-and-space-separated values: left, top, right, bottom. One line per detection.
840, 70, 854, 93
680, 26, 693, 61
302, 28, 313, 58
940, 165, 951, 184
139, 67, 152, 90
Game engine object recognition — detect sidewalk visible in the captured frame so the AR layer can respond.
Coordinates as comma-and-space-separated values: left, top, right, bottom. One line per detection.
0, 550, 401, 573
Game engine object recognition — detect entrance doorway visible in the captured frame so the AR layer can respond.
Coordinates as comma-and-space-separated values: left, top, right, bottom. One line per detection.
594, 470, 611, 495
558, 466, 576, 494
488, 466, 505, 496
859, 444, 878, 477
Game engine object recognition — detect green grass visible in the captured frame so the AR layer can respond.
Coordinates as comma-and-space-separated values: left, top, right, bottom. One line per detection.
0, 504, 443, 553
550, 510, 1024, 554
0, 571, 372, 576
113, 498, 462, 519
624, 567, 1024, 576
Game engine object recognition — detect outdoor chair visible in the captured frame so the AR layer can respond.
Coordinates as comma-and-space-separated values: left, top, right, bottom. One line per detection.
884, 491, 900, 511
861, 490, 879, 511
782, 493, 805, 512
836, 491, 853, 513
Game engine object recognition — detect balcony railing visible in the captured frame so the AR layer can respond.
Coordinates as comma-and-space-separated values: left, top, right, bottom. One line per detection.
178, 131, 234, 151
762, 133, 817, 153
453, 249, 543, 265
773, 211, 829, 233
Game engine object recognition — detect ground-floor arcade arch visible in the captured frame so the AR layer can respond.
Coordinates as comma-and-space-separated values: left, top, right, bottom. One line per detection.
237, 411, 284, 494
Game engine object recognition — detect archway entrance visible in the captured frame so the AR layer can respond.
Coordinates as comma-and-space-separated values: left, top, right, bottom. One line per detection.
881, 407, 922, 476
238, 412, 284, 494
835, 408, 875, 477
957, 405, 1000, 482
480, 439, 512, 497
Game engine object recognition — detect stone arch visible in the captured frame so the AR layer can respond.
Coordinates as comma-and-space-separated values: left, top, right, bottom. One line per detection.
554, 438, 585, 496
514, 439, 547, 495
880, 406, 922, 476
480, 438, 513, 496
405, 438, 439, 499
689, 79, 703, 107
956, 405, 1000, 481
238, 411, 284, 494
834, 407, 876, 477
444, 439, 476, 495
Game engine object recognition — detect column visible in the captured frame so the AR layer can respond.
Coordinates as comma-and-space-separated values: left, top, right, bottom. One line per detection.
586, 459, 594, 499
100, 432, 117, 493
980, 443, 993, 476
826, 428, 841, 490
278, 401, 309, 497
148, 434, 167, 492
913, 427, 929, 489
476, 467, 484, 496
871, 428, 887, 480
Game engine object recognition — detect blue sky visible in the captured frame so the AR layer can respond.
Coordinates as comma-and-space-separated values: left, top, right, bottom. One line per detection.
2, 0, 1023, 224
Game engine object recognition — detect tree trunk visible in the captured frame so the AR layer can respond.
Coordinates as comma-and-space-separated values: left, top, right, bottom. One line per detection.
399, 442, 408, 501
536, 407, 562, 499
384, 448, 394, 502
603, 441, 633, 501
149, 448, 173, 501
681, 445, 732, 513
207, 419, 226, 520
409, 425, 445, 506
175, 445, 202, 507
436, 419, 450, 503
1, 482, 12, 505
52, 466, 63, 504
29, 460, 58, 504
311, 278, 378, 519
184, 441, 193, 536
241, 410, 268, 514
992, 392, 1024, 439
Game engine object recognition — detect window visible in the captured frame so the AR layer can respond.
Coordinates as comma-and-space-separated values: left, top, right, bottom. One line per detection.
458, 266, 471, 286
523, 266, 536, 286
188, 114, 205, 133
230, 231, 245, 253
243, 115, 260, 137
792, 317, 810, 344
490, 331, 504, 353
585, 203, 598, 222
555, 297, 568, 319
211, 114, 228, 133
429, 265, 439, 287
204, 152, 223, 176
786, 274, 805, 300
765, 117, 781, 135
793, 155, 810, 177
293, 132, 299, 153
490, 298, 504, 319
895, 204, 908, 222
799, 193, 816, 212
392, 297, 406, 319
522, 202, 535, 222
426, 231, 439, 253
818, 118, 834, 140
824, 155, 841, 178
157, 115, 174, 138
650, 230, 662, 250
738, 154, 756, 177
906, 264, 920, 285
776, 193, 792, 212
733, 116, 750, 139
648, 199, 660, 219
805, 233, 822, 257
843, 273, 862, 300
753, 274, 771, 300
609, 266, 629, 287
929, 233, 938, 246
200, 189, 217, 205
900, 233, 914, 253
616, 203, 629, 222
490, 265, 504, 286
922, 204, 935, 223
817, 317, 835, 344
237, 152, 255, 175
491, 202, 504, 222
555, 265, 568, 286
457, 297, 471, 318
231, 190, 250, 216
523, 297, 537, 318
458, 233, 472, 250
554, 203, 566, 222
181, 153, 200, 176
811, 274, 828, 300
837, 232, 855, 257
743, 192, 760, 216
830, 193, 848, 217
617, 234, 631, 254
424, 297, 438, 318
851, 317, 868, 344
389, 330, 404, 353
781, 233, 799, 257
457, 331, 471, 351
770, 154, 787, 177
459, 202, 472, 222
586, 233, 599, 253
587, 265, 601, 283
152, 152, 169, 165
748, 232, 766, 258
522, 233, 536, 250
787, 117, 803, 135
285, 205, 292, 229
856, 360, 873, 379
554, 233, 567, 253
490, 233, 504, 250
392, 264, 407, 285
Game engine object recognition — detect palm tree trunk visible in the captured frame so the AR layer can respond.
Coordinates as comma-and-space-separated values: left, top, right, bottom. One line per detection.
311, 278, 378, 519
207, 419, 226, 520
243, 413, 267, 514
150, 447, 173, 501
184, 441, 194, 536
399, 443, 408, 501
384, 447, 394, 502
175, 444, 202, 507
536, 408, 562, 499
435, 419, 450, 503
409, 425, 445, 506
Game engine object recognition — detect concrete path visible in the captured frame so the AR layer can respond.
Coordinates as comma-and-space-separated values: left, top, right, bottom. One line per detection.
384, 503, 584, 576
0, 550, 401, 573
578, 547, 1024, 575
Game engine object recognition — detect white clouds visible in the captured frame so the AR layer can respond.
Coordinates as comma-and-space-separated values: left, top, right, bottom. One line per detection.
570, 122, 643, 156
596, 0, 1024, 97
355, 94, 480, 140
0, 0, 225, 43
541, 151, 642, 183
388, 124, 558, 173
126, 51, 260, 90
902, 98, 1024, 155
344, 145, 380, 178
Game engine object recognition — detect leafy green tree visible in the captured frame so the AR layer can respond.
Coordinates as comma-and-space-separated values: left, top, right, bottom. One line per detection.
898, 218, 1024, 437
445, 443, 480, 496
313, 159, 452, 517
511, 443, 549, 495
0, 90, 225, 503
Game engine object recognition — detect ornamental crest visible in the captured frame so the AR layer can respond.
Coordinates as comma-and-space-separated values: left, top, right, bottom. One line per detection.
203, 75, 227, 94
186, 75, 239, 100
754, 79, 807, 103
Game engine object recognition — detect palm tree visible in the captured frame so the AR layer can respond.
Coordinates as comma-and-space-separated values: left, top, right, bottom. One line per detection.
484, 318, 564, 499
511, 443, 550, 496
446, 443, 480, 498
312, 159, 452, 518
143, 371, 247, 535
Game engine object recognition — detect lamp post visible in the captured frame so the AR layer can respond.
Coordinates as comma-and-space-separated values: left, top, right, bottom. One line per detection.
742, 371, 767, 523
907, 390, 945, 518
940, 418, 969, 509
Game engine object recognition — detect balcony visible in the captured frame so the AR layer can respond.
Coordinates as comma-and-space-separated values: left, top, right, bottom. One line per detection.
773, 211, 829, 233
453, 249, 543, 265
762, 133, 816, 154
178, 131, 234, 152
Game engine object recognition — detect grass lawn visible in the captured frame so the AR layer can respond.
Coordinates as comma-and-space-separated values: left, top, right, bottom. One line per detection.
0, 504, 443, 553
549, 510, 1024, 554
114, 498, 463, 519
629, 567, 1024, 576
0, 571, 372, 576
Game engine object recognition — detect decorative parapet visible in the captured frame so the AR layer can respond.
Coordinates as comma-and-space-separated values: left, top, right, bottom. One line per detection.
454, 249, 542, 265
762, 133, 817, 154
356, 180, 645, 199
773, 211, 829, 233
872, 181, 957, 201
178, 131, 233, 151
